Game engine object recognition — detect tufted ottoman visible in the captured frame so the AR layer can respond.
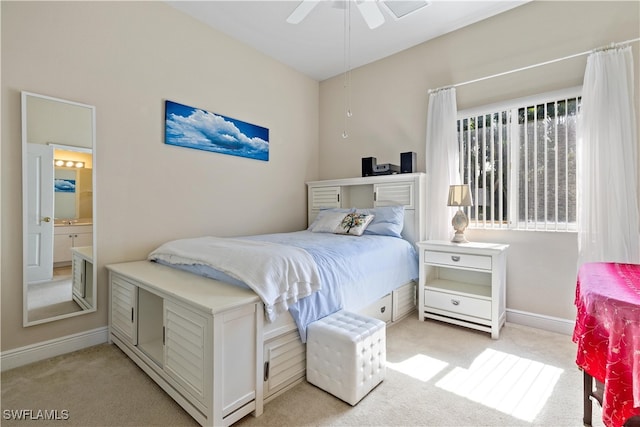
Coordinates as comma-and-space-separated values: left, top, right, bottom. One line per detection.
306, 311, 386, 405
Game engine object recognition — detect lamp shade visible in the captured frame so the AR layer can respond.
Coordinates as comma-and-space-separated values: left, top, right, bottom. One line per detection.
447, 184, 473, 207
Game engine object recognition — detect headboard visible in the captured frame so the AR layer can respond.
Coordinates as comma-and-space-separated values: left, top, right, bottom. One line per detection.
306, 173, 426, 247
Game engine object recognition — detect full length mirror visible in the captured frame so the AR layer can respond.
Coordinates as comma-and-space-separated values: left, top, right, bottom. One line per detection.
22, 91, 97, 326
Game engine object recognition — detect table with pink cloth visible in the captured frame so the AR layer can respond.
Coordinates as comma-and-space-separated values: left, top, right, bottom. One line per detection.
572, 262, 640, 427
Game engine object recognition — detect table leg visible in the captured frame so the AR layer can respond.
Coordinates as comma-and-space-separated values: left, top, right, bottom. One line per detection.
583, 370, 593, 426
623, 416, 640, 426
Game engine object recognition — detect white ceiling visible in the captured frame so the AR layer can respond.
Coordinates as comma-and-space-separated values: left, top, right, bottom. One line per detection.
167, 1, 530, 81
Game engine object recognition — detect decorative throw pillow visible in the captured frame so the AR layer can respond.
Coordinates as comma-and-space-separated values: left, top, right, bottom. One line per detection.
334, 213, 374, 236
310, 210, 353, 233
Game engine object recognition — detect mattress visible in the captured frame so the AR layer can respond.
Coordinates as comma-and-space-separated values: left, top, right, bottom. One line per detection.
150, 230, 418, 341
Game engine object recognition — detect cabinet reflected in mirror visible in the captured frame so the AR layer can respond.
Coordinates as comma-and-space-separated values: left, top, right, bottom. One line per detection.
22, 92, 97, 326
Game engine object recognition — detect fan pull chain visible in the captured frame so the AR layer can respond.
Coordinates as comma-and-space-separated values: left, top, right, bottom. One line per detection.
342, 0, 352, 139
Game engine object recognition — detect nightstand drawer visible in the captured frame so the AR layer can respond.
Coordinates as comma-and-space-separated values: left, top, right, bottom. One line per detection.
424, 250, 491, 271
424, 289, 491, 320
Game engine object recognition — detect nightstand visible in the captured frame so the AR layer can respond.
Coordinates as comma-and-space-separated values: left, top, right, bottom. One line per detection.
416, 240, 509, 339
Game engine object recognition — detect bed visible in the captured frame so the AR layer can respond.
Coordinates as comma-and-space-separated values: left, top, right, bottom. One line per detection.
147, 173, 426, 402
106, 174, 425, 425
573, 262, 640, 427
148, 202, 419, 335
149, 226, 419, 343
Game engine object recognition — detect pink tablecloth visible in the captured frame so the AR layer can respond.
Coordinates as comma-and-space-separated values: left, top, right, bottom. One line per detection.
572, 262, 640, 427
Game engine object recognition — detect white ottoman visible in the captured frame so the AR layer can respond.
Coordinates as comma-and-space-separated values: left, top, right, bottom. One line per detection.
306, 311, 386, 405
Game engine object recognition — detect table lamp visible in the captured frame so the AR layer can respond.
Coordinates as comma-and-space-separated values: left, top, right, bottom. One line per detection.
447, 184, 473, 243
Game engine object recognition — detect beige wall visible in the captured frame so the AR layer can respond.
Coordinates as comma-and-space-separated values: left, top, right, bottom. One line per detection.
1, 1, 319, 352
319, 1, 640, 322
2, 1, 639, 354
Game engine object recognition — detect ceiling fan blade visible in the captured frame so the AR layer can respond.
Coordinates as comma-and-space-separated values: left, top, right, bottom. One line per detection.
355, 0, 385, 29
286, 1, 321, 24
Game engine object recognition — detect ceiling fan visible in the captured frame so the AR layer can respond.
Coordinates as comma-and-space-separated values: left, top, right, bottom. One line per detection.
286, 1, 430, 30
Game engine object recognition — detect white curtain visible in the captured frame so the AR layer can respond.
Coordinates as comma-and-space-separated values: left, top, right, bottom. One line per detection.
425, 88, 460, 241
578, 46, 640, 266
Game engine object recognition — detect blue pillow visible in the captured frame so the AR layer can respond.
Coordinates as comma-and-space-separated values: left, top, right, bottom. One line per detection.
355, 206, 405, 238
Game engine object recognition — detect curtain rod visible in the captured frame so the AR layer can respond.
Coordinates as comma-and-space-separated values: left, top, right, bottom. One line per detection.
428, 37, 640, 94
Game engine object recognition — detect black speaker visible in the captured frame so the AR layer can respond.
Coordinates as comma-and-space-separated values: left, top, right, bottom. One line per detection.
362, 157, 377, 177
400, 152, 416, 173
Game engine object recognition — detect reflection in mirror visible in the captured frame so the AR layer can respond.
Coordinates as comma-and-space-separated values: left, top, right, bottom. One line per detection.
22, 91, 96, 326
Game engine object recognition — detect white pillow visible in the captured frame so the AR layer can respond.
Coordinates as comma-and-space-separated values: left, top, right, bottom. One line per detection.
334, 213, 375, 236
308, 208, 354, 231
310, 211, 351, 233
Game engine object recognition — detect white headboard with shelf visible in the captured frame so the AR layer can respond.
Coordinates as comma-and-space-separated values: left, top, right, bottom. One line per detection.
306, 173, 426, 246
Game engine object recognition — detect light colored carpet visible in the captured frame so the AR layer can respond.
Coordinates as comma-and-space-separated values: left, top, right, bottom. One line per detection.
1, 317, 605, 427
27, 277, 73, 309
27, 277, 82, 322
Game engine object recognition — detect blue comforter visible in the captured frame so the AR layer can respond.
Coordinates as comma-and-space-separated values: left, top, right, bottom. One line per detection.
154, 230, 418, 341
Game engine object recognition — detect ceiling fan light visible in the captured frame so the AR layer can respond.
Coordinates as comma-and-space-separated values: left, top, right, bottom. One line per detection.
382, 0, 430, 20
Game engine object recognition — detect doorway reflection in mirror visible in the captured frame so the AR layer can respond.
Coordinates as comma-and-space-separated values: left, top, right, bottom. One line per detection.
22, 91, 96, 326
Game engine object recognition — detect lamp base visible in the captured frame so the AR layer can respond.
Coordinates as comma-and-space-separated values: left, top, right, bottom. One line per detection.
451, 209, 470, 244
451, 231, 469, 244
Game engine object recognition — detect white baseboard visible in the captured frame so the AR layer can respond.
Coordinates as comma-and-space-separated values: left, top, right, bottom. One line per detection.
506, 309, 575, 336
1, 326, 109, 372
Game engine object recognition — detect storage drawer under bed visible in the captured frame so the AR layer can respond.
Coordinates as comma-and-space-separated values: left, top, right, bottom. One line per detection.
358, 293, 392, 323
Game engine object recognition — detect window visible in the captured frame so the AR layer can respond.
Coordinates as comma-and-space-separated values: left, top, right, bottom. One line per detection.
457, 88, 580, 231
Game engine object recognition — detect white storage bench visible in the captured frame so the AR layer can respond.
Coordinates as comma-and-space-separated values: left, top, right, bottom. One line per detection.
306, 311, 386, 405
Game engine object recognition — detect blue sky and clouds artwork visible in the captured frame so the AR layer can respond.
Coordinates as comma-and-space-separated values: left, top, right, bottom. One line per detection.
165, 100, 269, 161
54, 179, 76, 193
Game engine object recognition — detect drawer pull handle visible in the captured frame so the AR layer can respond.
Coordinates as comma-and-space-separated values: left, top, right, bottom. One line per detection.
451, 299, 460, 306
451, 256, 461, 262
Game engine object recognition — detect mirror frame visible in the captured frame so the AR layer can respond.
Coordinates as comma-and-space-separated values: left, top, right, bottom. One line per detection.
22, 91, 97, 326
